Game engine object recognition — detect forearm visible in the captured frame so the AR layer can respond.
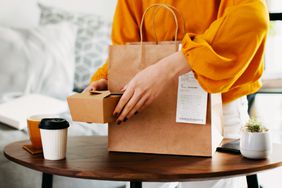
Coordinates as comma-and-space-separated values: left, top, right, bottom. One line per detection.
156, 51, 191, 80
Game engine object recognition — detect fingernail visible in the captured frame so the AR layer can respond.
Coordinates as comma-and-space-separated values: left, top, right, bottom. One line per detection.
134, 111, 138, 115
113, 112, 119, 117
117, 120, 122, 125
123, 117, 128, 122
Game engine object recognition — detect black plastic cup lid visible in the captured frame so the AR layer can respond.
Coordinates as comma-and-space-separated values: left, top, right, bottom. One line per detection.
39, 118, 69, 130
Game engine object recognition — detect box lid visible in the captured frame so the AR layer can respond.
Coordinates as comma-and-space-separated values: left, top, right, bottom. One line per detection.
68, 90, 112, 99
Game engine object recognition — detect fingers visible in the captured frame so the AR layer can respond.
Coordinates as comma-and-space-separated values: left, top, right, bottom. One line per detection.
98, 79, 108, 90
116, 90, 143, 122
126, 94, 148, 119
83, 85, 97, 93
83, 79, 108, 93
121, 84, 128, 92
113, 87, 134, 120
139, 97, 154, 112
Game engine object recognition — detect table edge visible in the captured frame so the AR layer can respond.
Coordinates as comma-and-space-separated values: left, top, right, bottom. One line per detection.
4, 137, 282, 182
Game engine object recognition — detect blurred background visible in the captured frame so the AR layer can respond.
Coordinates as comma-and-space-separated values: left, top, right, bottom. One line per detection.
0, 0, 282, 188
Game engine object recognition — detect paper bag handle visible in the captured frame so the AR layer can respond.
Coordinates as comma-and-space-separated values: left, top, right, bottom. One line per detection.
151, 5, 186, 44
140, 3, 179, 45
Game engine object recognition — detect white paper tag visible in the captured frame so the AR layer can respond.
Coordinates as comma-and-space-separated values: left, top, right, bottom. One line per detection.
176, 72, 208, 124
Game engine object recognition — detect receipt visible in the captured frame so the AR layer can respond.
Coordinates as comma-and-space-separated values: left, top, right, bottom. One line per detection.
176, 72, 208, 124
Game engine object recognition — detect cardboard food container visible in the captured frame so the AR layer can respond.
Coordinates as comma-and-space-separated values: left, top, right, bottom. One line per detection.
67, 91, 121, 123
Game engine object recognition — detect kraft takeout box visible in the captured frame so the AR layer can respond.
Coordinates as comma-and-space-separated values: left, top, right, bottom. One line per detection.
67, 91, 121, 123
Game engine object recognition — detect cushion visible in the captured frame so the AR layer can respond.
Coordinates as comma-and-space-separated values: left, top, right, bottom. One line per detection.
0, 23, 77, 100
38, 0, 116, 21
39, 3, 112, 90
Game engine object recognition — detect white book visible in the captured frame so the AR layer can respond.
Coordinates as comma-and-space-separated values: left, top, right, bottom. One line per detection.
0, 94, 68, 130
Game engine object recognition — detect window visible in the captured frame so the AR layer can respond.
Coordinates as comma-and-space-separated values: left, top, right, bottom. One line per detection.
262, 1, 282, 82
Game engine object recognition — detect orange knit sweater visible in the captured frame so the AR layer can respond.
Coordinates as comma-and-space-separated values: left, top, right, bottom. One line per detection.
91, 0, 269, 103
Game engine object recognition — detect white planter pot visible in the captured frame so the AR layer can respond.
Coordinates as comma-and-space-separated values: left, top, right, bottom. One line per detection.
240, 130, 272, 159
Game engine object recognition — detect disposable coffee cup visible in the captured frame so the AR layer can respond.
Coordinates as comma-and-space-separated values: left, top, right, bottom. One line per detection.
39, 118, 69, 160
27, 114, 59, 149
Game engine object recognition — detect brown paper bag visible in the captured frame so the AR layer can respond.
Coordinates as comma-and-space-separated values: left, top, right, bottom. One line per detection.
108, 3, 223, 156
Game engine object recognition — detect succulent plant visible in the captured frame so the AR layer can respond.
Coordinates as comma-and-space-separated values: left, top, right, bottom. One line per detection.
243, 118, 268, 133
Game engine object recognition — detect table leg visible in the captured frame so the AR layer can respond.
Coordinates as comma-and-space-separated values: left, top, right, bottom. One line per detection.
42, 173, 53, 188
130, 181, 142, 188
246, 174, 259, 188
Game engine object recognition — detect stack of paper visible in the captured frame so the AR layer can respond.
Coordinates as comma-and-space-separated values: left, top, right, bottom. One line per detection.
0, 94, 68, 130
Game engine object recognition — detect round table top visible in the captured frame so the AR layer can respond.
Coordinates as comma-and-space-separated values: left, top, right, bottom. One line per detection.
4, 136, 282, 182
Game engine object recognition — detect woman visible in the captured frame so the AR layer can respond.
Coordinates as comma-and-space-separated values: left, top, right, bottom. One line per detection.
85, 0, 268, 187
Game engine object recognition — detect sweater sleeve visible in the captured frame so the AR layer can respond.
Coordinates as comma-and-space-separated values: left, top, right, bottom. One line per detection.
90, 0, 139, 82
182, 0, 269, 93
90, 60, 109, 82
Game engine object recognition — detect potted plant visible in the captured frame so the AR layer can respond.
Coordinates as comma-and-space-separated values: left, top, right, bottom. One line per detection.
240, 118, 272, 159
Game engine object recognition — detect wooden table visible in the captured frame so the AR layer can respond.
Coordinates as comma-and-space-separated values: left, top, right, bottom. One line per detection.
4, 136, 282, 188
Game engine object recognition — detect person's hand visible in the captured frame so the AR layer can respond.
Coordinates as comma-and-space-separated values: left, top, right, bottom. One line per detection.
113, 51, 191, 124
83, 78, 108, 92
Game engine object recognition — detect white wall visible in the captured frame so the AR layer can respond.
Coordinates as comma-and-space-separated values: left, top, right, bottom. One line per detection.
0, 0, 117, 28
0, 0, 40, 28
266, 0, 282, 12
